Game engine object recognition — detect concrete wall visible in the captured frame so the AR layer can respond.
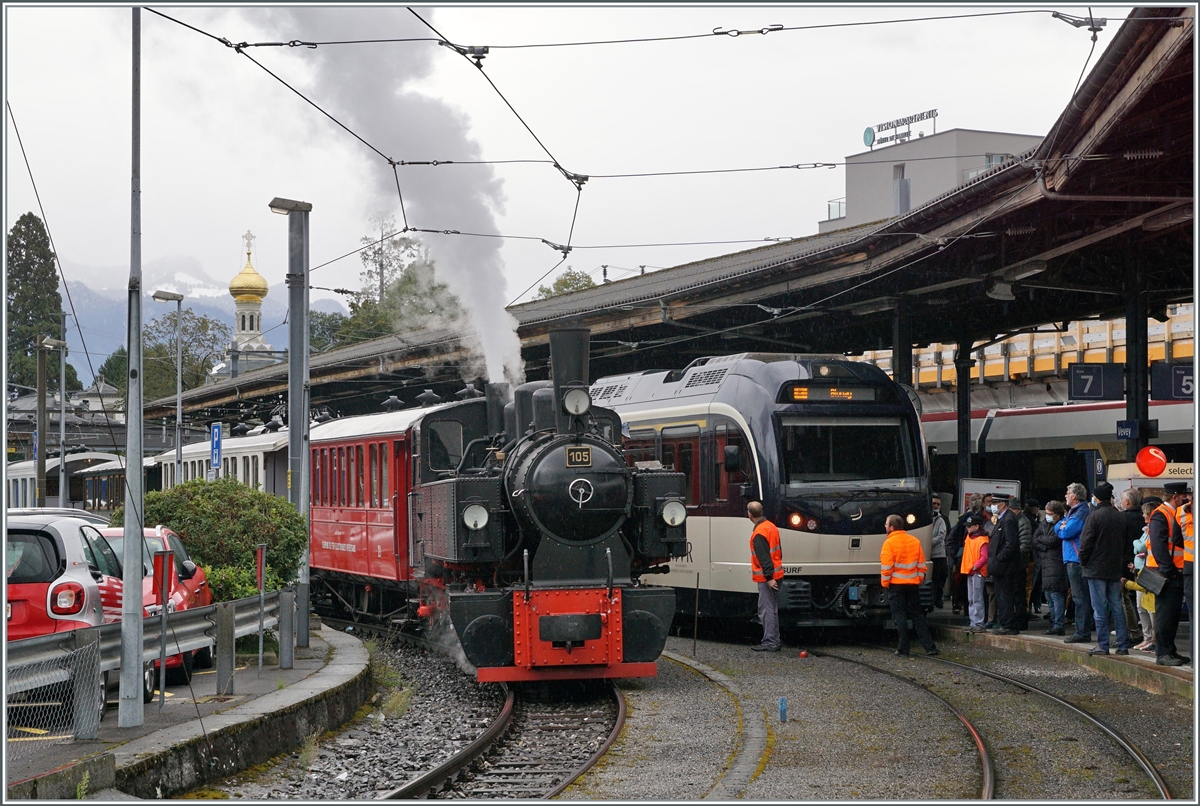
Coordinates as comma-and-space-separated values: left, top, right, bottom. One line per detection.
819, 129, 1043, 233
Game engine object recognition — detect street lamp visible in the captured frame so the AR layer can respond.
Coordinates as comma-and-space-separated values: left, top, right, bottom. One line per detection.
270, 196, 312, 647
152, 290, 185, 489
35, 336, 67, 507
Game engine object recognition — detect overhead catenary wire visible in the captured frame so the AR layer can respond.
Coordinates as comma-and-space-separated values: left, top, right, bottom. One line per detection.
223, 9, 1092, 51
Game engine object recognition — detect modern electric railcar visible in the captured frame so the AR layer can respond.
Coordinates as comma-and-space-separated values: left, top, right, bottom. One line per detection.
591, 353, 933, 627
5, 451, 120, 510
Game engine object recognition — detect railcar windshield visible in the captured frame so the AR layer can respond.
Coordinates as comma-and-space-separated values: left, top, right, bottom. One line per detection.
779, 415, 918, 489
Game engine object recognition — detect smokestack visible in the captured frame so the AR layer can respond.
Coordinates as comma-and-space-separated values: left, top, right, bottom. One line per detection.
548, 328, 591, 434
485, 382, 510, 437
513, 380, 552, 437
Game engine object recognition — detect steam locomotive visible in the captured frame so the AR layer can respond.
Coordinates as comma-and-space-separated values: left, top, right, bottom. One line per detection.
305, 328, 689, 682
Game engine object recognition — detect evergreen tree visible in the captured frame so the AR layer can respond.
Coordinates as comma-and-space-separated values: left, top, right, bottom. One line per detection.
96, 347, 128, 395
6, 213, 78, 391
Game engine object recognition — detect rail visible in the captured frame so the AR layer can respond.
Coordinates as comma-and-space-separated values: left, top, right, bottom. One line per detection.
6, 591, 281, 695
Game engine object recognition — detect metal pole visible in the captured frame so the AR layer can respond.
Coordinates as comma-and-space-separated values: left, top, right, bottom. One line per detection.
892, 304, 913, 387
59, 314, 67, 505
954, 342, 975, 487
693, 571, 700, 657
289, 208, 313, 648
1125, 251, 1150, 454
120, 6, 145, 728
175, 298, 183, 488
36, 341, 47, 507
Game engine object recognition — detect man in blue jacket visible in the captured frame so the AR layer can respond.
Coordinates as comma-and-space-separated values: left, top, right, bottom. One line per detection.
1057, 482, 1094, 643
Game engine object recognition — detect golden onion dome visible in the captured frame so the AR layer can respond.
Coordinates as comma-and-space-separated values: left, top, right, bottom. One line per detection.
229, 230, 269, 302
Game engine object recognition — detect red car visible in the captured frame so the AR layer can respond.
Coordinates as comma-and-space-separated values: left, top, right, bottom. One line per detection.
100, 526, 213, 684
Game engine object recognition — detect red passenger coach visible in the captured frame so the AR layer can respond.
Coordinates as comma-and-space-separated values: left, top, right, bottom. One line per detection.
308, 329, 689, 683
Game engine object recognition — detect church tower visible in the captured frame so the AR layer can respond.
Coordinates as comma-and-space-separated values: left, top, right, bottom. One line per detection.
229, 230, 271, 353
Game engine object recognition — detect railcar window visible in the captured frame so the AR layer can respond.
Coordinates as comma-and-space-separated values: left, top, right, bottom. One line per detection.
662, 425, 700, 506
780, 416, 916, 485
252, 455, 259, 490
428, 421, 463, 471
623, 429, 658, 466
356, 445, 365, 506
370, 444, 378, 507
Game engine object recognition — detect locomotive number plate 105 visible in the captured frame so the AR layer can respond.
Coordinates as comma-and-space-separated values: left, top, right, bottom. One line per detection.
566, 446, 593, 467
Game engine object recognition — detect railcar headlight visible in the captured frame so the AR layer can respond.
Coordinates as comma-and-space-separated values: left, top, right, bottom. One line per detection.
661, 501, 687, 527
463, 504, 490, 530
563, 388, 591, 416
906, 513, 917, 525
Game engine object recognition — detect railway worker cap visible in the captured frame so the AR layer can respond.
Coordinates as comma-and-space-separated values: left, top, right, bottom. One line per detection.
1093, 481, 1115, 502
992, 493, 1011, 504
1164, 481, 1191, 497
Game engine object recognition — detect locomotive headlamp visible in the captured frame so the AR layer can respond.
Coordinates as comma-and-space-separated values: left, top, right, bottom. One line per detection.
563, 388, 591, 416
788, 512, 803, 529
661, 500, 687, 527
906, 513, 917, 525
463, 504, 490, 530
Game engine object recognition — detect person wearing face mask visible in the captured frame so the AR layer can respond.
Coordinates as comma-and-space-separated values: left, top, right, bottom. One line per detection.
1057, 482, 1094, 644
929, 495, 949, 608
981, 494, 999, 627
986, 494, 1023, 634
1033, 500, 1068, 635
1078, 481, 1131, 656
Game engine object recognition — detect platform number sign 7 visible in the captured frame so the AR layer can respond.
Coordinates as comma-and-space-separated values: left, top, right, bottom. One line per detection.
1068, 363, 1123, 401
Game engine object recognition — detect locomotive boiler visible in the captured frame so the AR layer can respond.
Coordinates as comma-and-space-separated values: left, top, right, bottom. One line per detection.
302, 327, 688, 683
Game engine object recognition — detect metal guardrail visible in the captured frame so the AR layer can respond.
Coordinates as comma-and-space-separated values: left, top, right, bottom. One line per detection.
6, 590, 282, 694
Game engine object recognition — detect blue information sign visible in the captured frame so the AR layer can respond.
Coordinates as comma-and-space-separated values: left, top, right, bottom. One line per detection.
1150, 362, 1194, 401
1068, 363, 1124, 401
210, 423, 222, 469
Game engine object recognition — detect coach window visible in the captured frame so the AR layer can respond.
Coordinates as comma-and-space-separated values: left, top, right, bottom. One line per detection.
320, 449, 329, 506
369, 444, 379, 507
243, 456, 250, 485
356, 445, 365, 506
381, 444, 390, 501
662, 425, 700, 506
332, 448, 342, 506
428, 421, 463, 471
252, 454, 260, 490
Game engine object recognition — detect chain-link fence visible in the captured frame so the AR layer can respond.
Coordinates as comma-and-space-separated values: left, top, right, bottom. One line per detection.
6, 641, 103, 770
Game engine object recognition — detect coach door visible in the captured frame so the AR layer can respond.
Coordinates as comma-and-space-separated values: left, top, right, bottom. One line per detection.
393, 438, 411, 581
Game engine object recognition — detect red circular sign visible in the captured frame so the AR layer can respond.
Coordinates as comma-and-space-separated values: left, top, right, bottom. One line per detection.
1135, 446, 1168, 477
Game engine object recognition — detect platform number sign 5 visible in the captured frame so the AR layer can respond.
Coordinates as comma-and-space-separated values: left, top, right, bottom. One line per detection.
1151, 362, 1195, 401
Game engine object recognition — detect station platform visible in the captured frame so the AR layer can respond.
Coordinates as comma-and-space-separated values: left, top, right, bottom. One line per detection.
924, 606, 1194, 699
5, 625, 370, 800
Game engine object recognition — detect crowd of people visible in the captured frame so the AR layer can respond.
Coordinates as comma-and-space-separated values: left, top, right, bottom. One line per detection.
942, 481, 1194, 667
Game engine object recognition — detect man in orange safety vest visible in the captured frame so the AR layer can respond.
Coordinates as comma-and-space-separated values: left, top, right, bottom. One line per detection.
748, 501, 783, 652
881, 513, 939, 657
1149, 481, 1190, 666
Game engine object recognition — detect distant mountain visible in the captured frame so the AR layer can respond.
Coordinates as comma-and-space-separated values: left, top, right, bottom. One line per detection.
57, 255, 348, 386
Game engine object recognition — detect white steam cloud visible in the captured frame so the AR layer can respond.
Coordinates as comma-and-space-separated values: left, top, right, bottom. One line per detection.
264, 7, 524, 386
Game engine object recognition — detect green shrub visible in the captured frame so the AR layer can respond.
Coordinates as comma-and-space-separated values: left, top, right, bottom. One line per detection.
112, 477, 307, 598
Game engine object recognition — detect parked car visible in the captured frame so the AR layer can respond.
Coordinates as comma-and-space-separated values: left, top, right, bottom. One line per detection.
6, 514, 119, 639
7, 507, 111, 525
5, 513, 134, 718
100, 526, 213, 684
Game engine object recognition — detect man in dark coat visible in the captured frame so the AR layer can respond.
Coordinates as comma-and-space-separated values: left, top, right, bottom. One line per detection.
1078, 481, 1130, 655
987, 494, 1023, 634
1033, 500, 1069, 635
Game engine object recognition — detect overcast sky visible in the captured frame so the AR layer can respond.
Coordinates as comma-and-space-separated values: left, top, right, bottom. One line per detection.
5, 4, 1133, 379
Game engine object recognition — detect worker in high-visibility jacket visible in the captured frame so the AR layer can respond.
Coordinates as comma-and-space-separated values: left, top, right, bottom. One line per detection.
1148, 481, 1190, 666
1175, 485, 1194, 662
880, 513, 939, 657
748, 501, 783, 652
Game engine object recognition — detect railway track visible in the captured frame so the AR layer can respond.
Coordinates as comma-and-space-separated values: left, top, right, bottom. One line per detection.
813, 647, 995, 799
382, 681, 624, 799
830, 641, 1172, 800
